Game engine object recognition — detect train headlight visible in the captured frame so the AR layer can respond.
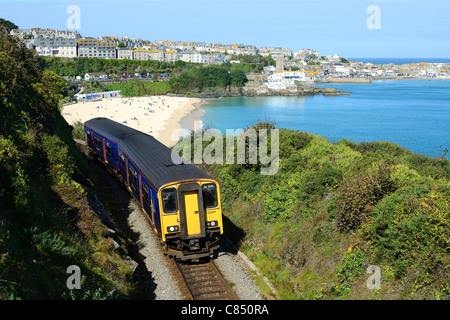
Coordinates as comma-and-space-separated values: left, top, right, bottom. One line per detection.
167, 225, 180, 233
206, 220, 218, 227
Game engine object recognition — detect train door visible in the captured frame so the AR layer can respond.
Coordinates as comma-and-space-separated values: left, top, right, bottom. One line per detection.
104, 139, 117, 167
102, 138, 108, 162
184, 191, 201, 235
152, 192, 161, 233
142, 181, 157, 228
90, 130, 94, 148
178, 183, 205, 238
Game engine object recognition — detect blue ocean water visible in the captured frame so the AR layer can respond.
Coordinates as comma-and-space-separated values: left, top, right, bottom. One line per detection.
198, 79, 450, 158
349, 58, 450, 65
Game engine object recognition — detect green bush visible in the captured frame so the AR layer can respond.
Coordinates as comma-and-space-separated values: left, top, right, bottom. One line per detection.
331, 248, 367, 296
336, 161, 397, 231
40, 133, 74, 182
364, 189, 450, 279
71, 121, 85, 141
263, 180, 293, 222
31, 228, 76, 257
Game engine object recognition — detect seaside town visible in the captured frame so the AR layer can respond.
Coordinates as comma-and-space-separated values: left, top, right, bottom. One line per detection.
1, 3, 450, 304
11, 27, 450, 90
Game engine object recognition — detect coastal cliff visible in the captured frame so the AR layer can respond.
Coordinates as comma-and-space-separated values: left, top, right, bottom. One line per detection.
185, 86, 351, 99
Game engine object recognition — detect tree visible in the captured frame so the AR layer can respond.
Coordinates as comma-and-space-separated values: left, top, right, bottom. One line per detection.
231, 70, 248, 88
0, 18, 18, 31
117, 41, 126, 48
41, 70, 70, 106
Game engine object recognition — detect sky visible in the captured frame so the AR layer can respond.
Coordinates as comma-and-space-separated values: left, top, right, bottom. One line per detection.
1, 0, 449, 58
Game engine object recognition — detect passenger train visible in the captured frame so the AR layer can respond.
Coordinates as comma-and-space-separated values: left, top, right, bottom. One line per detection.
84, 117, 223, 260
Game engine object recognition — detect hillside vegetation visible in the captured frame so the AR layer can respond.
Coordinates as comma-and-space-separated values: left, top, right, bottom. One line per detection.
0, 27, 137, 299
187, 123, 450, 299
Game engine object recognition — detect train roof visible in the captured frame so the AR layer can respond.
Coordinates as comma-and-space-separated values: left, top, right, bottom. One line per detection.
84, 117, 212, 190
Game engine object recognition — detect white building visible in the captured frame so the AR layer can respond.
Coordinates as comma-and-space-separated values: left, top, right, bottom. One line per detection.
293, 49, 320, 60
117, 47, 134, 60
148, 50, 165, 61
191, 52, 205, 64
266, 71, 306, 90
76, 90, 121, 101
334, 64, 351, 76
133, 48, 149, 61
32, 37, 77, 58
164, 50, 179, 63
179, 51, 196, 63
77, 38, 116, 59
84, 72, 108, 81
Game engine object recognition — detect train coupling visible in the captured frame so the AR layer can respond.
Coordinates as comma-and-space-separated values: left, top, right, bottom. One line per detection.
189, 239, 201, 251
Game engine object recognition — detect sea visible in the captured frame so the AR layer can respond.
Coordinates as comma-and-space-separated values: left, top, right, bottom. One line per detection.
189, 79, 450, 158
348, 58, 450, 65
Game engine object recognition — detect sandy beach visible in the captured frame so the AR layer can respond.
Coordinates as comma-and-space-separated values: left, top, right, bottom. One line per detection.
62, 95, 204, 147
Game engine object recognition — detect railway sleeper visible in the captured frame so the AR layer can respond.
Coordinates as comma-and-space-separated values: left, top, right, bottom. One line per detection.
190, 283, 224, 291
183, 270, 217, 278
185, 275, 218, 281
194, 291, 232, 300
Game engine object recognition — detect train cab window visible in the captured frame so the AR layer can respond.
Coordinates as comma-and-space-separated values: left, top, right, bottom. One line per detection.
202, 183, 218, 209
106, 142, 111, 155
162, 188, 178, 213
143, 183, 150, 205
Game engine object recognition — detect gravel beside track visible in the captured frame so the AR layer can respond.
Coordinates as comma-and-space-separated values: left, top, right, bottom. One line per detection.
128, 200, 264, 300
126, 201, 184, 300
213, 239, 264, 300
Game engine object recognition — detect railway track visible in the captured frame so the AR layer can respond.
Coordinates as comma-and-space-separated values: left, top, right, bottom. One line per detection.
175, 259, 238, 300
75, 140, 238, 300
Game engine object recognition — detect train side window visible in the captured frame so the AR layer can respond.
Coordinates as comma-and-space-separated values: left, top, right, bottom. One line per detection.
143, 183, 150, 205
128, 166, 137, 187
106, 142, 111, 155
119, 153, 125, 168
94, 135, 101, 148
161, 188, 178, 214
133, 170, 137, 187
202, 183, 218, 209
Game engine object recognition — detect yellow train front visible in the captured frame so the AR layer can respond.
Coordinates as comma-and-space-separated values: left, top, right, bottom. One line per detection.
159, 180, 223, 260
84, 117, 223, 260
